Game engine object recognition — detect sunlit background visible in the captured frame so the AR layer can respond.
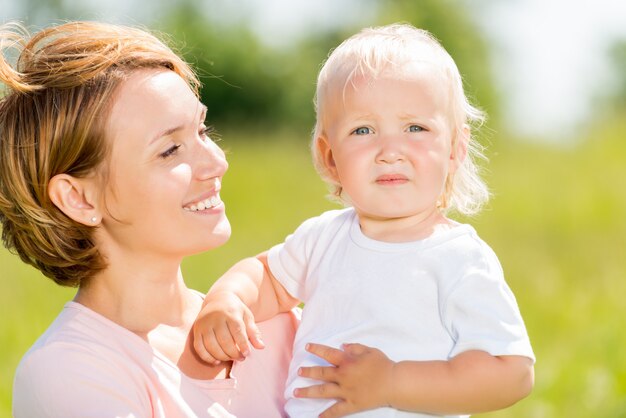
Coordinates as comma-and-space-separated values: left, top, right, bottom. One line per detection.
1, 1, 625, 417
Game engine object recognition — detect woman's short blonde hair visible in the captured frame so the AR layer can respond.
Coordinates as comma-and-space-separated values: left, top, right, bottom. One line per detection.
311, 23, 490, 215
0, 21, 199, 287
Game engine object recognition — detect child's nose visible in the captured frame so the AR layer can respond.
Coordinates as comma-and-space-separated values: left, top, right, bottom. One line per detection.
375, 135, 405, 164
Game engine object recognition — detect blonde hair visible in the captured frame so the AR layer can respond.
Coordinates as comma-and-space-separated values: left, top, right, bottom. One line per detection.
0, 21, 199, 287
311, 23, 489, 215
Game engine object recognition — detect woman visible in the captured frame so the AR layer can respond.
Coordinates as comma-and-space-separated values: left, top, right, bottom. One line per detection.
0, 21, 296, 417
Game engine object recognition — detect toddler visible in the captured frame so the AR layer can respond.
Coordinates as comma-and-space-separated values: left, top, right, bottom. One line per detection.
194, 23, 535, 418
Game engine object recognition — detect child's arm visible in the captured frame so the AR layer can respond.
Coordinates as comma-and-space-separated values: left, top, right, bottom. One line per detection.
193, 251, 300, 364
295, 343, 534, 418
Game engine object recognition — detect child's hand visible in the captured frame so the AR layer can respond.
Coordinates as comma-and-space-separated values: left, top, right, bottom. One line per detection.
192, 291, 265, 364
294, 342, 395, 418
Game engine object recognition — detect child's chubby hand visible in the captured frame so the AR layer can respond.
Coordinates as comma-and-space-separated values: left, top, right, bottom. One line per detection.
294, 342, 395, 417
192, 291, 265, 364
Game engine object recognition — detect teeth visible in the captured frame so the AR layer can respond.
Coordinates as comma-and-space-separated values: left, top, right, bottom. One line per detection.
184, 194, 221, 211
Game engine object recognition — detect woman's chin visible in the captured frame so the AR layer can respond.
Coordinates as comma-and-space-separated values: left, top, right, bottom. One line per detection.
206, 219, 232, 250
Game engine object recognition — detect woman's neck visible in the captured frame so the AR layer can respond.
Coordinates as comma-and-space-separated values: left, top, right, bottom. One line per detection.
74, 256, 194, 335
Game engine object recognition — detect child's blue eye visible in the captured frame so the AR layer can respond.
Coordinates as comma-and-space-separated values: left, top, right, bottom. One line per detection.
352, 127, 372, 135
408, 125, 424, 133
160, 144, 181, 159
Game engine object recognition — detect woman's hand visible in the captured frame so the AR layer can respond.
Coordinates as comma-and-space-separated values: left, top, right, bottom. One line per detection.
192, 291, 264, 364
294, 342, 396, 418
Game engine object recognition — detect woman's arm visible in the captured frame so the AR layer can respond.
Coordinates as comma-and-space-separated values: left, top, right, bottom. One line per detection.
295, 343, 534, 418
193, 251, 299, 364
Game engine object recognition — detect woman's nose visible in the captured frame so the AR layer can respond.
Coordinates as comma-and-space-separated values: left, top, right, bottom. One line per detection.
194, 139, 228, 180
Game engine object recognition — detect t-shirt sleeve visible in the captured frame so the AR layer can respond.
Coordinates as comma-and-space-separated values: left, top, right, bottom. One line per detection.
267, 214, 328, 301
443, 250, 535, 362
13, 343, 150, 418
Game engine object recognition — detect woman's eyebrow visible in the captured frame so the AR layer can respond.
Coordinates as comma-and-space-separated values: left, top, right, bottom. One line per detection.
151, 125, 184, 144
151, 104, 209, 144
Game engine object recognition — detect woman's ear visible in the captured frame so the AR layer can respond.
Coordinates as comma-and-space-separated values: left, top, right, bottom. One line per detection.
316, 135, 339, 181
48, 174, 100, 226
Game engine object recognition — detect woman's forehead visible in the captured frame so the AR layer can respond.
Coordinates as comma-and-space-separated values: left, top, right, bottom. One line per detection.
107, 70, 199, 130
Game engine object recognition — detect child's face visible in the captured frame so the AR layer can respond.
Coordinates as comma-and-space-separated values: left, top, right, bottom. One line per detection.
320, 68, 460, 226
98, 69, 231, 259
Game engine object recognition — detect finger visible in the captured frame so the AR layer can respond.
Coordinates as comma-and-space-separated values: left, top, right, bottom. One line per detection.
305, 343, 346, 366
204, 329, 237, 362
293, 382, 341, 400
243, 310, 265, 350
320, 401, 353, 418
201, 332, 228, 364
214, 325, 245, 360
298, 365, 338, 383
226, 319, 251, 357
192, 331, 219, 364
342, 342, 369, 356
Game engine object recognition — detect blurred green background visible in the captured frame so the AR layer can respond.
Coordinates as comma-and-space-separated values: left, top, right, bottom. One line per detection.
2, 0, 626, 417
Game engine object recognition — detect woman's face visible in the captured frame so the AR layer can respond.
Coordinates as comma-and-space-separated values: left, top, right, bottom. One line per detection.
98, 69, 230, 259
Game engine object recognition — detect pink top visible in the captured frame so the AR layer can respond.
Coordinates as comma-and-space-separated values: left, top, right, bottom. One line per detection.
13, 301, 298, 417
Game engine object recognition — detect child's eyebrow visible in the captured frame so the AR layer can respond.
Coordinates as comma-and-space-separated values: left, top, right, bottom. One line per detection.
348, 113, 376, 121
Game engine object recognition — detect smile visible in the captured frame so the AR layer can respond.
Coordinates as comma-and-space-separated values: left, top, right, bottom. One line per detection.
183, 194, 222, 212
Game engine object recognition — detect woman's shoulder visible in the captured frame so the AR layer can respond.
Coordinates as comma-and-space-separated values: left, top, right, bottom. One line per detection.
25, 301, 150, 355
13, 303, 153, 417
14, 301, 153, 383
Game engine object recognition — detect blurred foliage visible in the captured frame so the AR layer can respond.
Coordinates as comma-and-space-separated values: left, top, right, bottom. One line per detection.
587, 38, 626, 139
156, 2, 324, 132
606, 39, 626, 111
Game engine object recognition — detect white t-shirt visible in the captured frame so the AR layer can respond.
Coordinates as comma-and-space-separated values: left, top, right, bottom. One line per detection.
13, 301, 298, 418
268, 208, 535, 418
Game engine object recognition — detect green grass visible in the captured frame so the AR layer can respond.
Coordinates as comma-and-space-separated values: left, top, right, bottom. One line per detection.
1, 125, 625, 417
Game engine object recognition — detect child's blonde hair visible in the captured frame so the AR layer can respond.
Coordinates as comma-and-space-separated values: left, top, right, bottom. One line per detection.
311, 23, 489, 215
0, 21, 198, 287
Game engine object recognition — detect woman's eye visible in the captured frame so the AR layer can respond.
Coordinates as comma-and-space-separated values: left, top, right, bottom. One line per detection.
352, 126, 372, 135
408, 125, 424, 133
160, 144, 181, 159
200, 125, 220, 142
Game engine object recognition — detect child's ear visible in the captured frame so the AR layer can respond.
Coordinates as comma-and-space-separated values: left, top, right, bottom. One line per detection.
48, 174, 100, 226
450, 124, 469, 171
316, 135, 339, 181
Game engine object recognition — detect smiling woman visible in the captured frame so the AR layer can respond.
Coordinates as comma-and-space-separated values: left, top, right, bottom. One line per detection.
98, 69, 230, 258
0, 21, 296, 417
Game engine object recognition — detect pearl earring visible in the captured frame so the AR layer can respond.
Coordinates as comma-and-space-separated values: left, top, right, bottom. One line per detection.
91, 217, 97, 223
